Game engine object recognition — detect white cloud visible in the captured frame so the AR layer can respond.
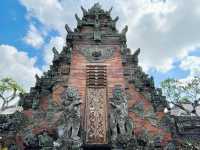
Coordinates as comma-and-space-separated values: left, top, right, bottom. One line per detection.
19, 0, 116, 35
23, 24, 44, 48
0, 45, 42, 91
19, 0, 200, 73
180, 56, 200, 77
19, 0, 73, 35
116, 0, 200, 72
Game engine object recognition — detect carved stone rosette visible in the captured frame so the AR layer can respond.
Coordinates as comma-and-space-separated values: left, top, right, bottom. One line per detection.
77, 45, 115, 62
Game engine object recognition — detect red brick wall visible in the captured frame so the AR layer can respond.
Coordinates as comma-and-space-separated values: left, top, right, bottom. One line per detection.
127, 84, 172, 144
66, 46, 172, 144
67, 46, 126, 126
68, 45, 126, 98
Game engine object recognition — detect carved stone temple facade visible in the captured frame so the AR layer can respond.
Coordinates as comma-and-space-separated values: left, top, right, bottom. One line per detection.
1, 3, 200, 150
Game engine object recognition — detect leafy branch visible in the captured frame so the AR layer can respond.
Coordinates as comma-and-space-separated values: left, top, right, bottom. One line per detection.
0, 77, 25, 111
161, 77, 200, 116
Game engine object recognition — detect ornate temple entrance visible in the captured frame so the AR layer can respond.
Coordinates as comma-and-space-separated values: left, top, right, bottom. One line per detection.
85, 65, 108, 145
1, 3, 180, 150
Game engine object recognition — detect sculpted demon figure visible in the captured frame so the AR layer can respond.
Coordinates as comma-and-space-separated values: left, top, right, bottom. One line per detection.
61, 87, 82, 141
110, 85, 133, 143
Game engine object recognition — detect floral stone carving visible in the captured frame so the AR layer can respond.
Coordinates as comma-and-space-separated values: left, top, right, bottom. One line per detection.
77, 46, 115, 62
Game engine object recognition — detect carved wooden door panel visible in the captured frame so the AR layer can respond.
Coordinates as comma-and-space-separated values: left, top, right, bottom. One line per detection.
85, 65, 108, 144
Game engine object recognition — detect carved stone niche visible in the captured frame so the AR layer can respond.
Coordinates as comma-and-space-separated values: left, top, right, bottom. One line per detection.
23, 129, 55, 150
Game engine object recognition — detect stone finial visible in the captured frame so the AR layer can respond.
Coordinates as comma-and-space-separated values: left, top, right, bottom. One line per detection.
133, 48, 140, 57
88, 2, 104, 14
81, 6, 88, 16
65, 24, 73, 33
75, 14, 80, 22
108, 6, 113, 14
52, 47, 59, 55
132, 48, 140, 64
35, 74, 40, 81
121, 25, 128, 35
113, 16, 119, 22
93, 2, 101, 10
75, 14, 82, 26
52, 47, 59, 61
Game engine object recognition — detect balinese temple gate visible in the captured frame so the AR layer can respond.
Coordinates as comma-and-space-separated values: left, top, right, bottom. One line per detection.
1, 3, 187, 150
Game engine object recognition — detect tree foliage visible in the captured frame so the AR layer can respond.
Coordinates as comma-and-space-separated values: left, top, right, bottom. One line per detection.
0, 77, 25, 111
161, 76, 200, 116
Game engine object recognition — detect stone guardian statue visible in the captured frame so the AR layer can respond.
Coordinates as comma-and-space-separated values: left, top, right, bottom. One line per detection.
61, 87, 82, 141
110, 85, 130, 141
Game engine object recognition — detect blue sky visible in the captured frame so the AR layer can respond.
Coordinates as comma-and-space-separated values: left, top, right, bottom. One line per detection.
0, 0, 200, 90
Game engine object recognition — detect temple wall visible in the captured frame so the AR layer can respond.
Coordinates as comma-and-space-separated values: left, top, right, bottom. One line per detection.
127, 84, 172, 144
66, 45, 172, 144
67, 46, 126, 128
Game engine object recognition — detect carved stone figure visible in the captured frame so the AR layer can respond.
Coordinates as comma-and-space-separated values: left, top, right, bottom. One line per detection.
24, 132, 39, 149
38, 131, 53, 150
110, 85, 133, 143
60, 87, 82, 141
8, 143, 18, 150
164, 142, 176, 150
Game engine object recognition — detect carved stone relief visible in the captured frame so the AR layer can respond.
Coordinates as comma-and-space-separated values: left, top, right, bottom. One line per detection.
77, 45, 115, 62
85, 65, 108, 145
60, 87, 82, 140
85, 88, 107, 144
55, 87, 82, 150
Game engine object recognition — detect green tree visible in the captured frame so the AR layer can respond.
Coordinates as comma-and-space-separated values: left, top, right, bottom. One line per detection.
161, 76, 200, 116
0, 77, 25, 112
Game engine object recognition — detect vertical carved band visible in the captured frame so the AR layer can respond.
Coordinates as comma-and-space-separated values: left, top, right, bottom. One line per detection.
85, 65, 108, 144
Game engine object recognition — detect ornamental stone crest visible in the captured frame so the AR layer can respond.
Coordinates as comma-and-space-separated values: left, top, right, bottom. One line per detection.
77, 45, 115, 62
